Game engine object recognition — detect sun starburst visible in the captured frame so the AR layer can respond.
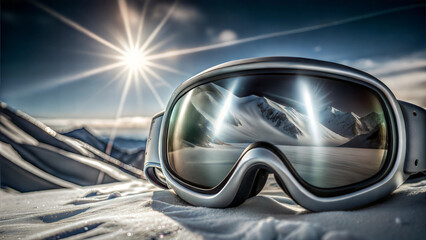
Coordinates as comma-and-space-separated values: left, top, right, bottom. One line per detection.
30, 0, 184, 155
121, 48, 146, 70
29, 0, 423, 157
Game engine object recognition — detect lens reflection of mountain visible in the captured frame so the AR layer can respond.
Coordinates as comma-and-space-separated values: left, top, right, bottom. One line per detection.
168, 83, 388, 188
173, 83, 386, 149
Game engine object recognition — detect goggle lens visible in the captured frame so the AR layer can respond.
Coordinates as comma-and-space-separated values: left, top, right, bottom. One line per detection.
166, 74, 389, 189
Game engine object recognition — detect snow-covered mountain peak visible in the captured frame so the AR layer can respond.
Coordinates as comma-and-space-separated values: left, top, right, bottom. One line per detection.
328, 106, 339, 115
321, 106, 360, 119
318, 105, 366, 138
182, 84, 390, 147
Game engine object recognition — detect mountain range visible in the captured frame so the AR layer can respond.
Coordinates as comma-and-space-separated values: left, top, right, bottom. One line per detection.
180, 84, 384, 148
63, 127, 145, 168
0, 102, 143, 192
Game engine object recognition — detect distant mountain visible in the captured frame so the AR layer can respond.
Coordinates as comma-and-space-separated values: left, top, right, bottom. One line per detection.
318, 106, 369, 138
256, 97, 349, 145
0, 102, 141, 192
257, 98, 302, 139
63, 127, 105, 152
340, 123, 387, 149
175, 83, 390, 150
361, 112, 384, 131
63, 127, 145, 168
184, 84, 349, 147
103, 137, 146, 151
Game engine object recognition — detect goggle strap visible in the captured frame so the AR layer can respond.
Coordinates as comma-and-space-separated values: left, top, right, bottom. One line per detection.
400, 101, 425, 173
144, 112, 168, 189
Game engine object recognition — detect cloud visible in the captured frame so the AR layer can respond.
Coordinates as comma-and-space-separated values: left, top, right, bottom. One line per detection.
171, 5, 201, 22
217, 29, 238, 42
314, 46, 322, 52
153, 3, 201, 23
341, 51, 426, 107
39, 117, 151, 132
345, 58, 376, 69
205, 28, 238, 43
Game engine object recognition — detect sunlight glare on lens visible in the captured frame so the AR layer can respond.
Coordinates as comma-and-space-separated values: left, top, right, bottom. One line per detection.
301, 82, 320, 146
214, 82, 238, 137
177, 90, 193, 124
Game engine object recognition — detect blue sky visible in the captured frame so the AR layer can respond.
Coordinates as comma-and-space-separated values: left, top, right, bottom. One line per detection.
1, 0, 425, 137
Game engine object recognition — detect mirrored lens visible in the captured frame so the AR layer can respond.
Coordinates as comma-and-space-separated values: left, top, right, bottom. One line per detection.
167, 74, 389, 189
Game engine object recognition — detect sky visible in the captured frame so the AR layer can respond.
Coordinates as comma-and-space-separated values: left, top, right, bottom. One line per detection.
1, 0, 425, 138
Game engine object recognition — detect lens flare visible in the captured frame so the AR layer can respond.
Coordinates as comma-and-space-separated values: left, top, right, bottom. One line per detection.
29, 0, 186, 157
28, 0, 423, 159
214, 82, 238, 136
301, 82, 320, 146
121, 48, 146, 70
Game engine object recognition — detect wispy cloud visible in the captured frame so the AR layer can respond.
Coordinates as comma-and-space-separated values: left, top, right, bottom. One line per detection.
216, 29, 238, 43
205, 28, 239, 43
153, 3, 201, 23
314, 46, 322, 52
147, 3, 424, 61
39, 117, 151, 132
341, 51, 426, 107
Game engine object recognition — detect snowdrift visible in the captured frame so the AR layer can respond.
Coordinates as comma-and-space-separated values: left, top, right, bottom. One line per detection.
0, 102, 142, 192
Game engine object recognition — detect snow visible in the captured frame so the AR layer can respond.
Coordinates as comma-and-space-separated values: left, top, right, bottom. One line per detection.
0, 99, 423, 239
0, 102, 143, 191
1, 177, 425, 239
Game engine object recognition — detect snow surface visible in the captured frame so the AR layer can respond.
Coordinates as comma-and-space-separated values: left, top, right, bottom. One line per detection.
1, 177, 425, 239
0, 97, 422, 239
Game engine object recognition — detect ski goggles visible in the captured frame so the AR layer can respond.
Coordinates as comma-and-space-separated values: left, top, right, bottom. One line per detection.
144, 57, 425, 211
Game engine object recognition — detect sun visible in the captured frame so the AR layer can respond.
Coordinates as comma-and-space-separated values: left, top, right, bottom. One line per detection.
121, 48, 146, 70
30, 0, 418, 157
30, 0, 185, 155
